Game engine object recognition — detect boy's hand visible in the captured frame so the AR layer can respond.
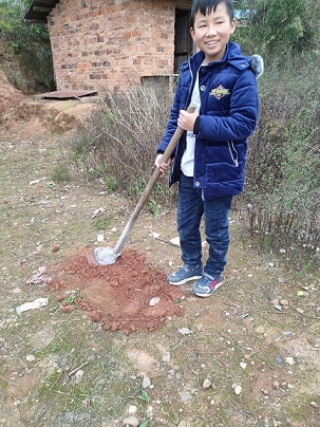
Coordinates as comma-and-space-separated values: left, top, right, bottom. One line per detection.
155, 154, 171, 176
178, 110, 199, 132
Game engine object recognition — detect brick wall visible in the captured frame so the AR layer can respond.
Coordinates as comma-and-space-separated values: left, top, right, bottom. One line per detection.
48, 0, 176, 91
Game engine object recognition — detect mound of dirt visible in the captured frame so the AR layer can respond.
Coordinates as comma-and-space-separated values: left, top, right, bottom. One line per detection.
0, 70, 24, 114
51, 248, 184, 334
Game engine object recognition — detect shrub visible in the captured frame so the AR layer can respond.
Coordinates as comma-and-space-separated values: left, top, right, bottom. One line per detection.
72, 81, 177, 204
239, 52, 320, 268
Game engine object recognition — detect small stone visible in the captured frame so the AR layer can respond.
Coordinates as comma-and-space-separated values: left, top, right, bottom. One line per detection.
111, 227, 117, 233
128, 405, 137, 415
180, 391, 192, 404
162, 352, 171, 363
202, 378, 211, 389
270, 298, 280, 305
273, 380, 280, 390
280, 299, 289, 307
149, 297, 160, 306
61, 304, 75, 313
52, 244, 60, 253
97, 234, 104, 242
269, 262, 275, 268
26, 354, 36, 362
310, 402, 318, 408
195, 322, 203, 332
232, 384, 242, 395
178, 327, 192, 335
210, 399, 215, 406
261, 388, 269, 395
122, 416, 139, 427
274, 304, 283, 312
240, 362, 247, 370
178, 421, 187, 427
296, 307, 304, 314
74, 370, 84, 383
142, 375, 151, 389
256, 326, 266, 334
275, 357, 284, 364
285, 357, 295, 365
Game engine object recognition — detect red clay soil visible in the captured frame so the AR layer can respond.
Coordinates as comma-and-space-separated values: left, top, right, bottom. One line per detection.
50, 247, 184, 334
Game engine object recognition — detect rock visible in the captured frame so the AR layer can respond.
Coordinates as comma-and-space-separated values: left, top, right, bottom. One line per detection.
296, 307, 304, 314
52, 244, 60, 253
149, 297, 160, 306
273, 380, 280, 390
162, 352, 171, 363
240, 362, 247, 370
91, 207, 105, 219
195, 322, 203, 332
74, 370, 84, 383
97, 234, 104, 242
178, 327, 192, 335
180, 391, 192, 404
202, 378, 211, 389
274, 304, 283, 312
128, 406, 138, 416
255, 326, 266, 334
61, 304, 75, 313
310, 402, 318, 408
285, 357, 295, 365
280, 299, 289, 307
270, 298, 280, 305
232, 384, 242, 395
122, 416, 139, 427
142, 375, 151, 389
275, 357, 284, 364
26, 354, 36, 362
178, 421, 187, 427
261, 388, 269, 395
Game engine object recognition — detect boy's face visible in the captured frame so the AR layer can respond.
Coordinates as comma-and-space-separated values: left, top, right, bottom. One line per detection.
190, 2, 236, 63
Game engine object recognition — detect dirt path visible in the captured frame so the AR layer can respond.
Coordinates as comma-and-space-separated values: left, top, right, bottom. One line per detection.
0, 120, 319, 427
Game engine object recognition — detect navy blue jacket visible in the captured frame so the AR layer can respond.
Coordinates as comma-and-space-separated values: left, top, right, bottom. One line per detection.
157, 42, 259, 200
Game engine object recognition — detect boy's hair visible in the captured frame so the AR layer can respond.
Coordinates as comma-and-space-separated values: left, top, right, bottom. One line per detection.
191, 0, 235, 27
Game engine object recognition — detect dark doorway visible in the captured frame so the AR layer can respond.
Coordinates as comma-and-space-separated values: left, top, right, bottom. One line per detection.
174, 9, 193, 73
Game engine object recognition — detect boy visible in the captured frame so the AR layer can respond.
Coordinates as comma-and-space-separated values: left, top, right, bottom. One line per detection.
155, 0, 261, 297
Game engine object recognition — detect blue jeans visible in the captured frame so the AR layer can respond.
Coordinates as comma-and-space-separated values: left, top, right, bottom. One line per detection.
177, 173, 232, 278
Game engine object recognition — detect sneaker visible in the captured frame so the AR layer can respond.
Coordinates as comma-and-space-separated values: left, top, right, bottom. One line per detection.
167, 264, 203, 286
192, 274, 224, 297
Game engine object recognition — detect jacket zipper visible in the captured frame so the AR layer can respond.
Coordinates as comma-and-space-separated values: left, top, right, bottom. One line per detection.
227, 141, 239, 167
186, 58, 195, 109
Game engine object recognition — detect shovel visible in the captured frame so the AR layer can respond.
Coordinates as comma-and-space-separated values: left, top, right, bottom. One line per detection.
90, 105, 195, 265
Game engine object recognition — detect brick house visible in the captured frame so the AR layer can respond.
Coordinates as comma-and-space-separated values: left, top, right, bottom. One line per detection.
24, 0, 194, 92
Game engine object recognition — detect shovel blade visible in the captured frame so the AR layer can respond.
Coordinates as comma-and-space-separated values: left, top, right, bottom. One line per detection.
85, 247, 120, 266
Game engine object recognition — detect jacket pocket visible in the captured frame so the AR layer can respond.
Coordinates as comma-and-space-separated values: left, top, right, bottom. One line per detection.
206, 161, 244, 184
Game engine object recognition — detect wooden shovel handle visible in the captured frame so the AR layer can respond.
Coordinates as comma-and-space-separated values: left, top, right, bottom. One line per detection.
112, 105, 195, 255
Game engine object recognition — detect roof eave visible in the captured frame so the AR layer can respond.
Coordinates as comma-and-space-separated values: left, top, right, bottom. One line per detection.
23, 0, 60, 23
